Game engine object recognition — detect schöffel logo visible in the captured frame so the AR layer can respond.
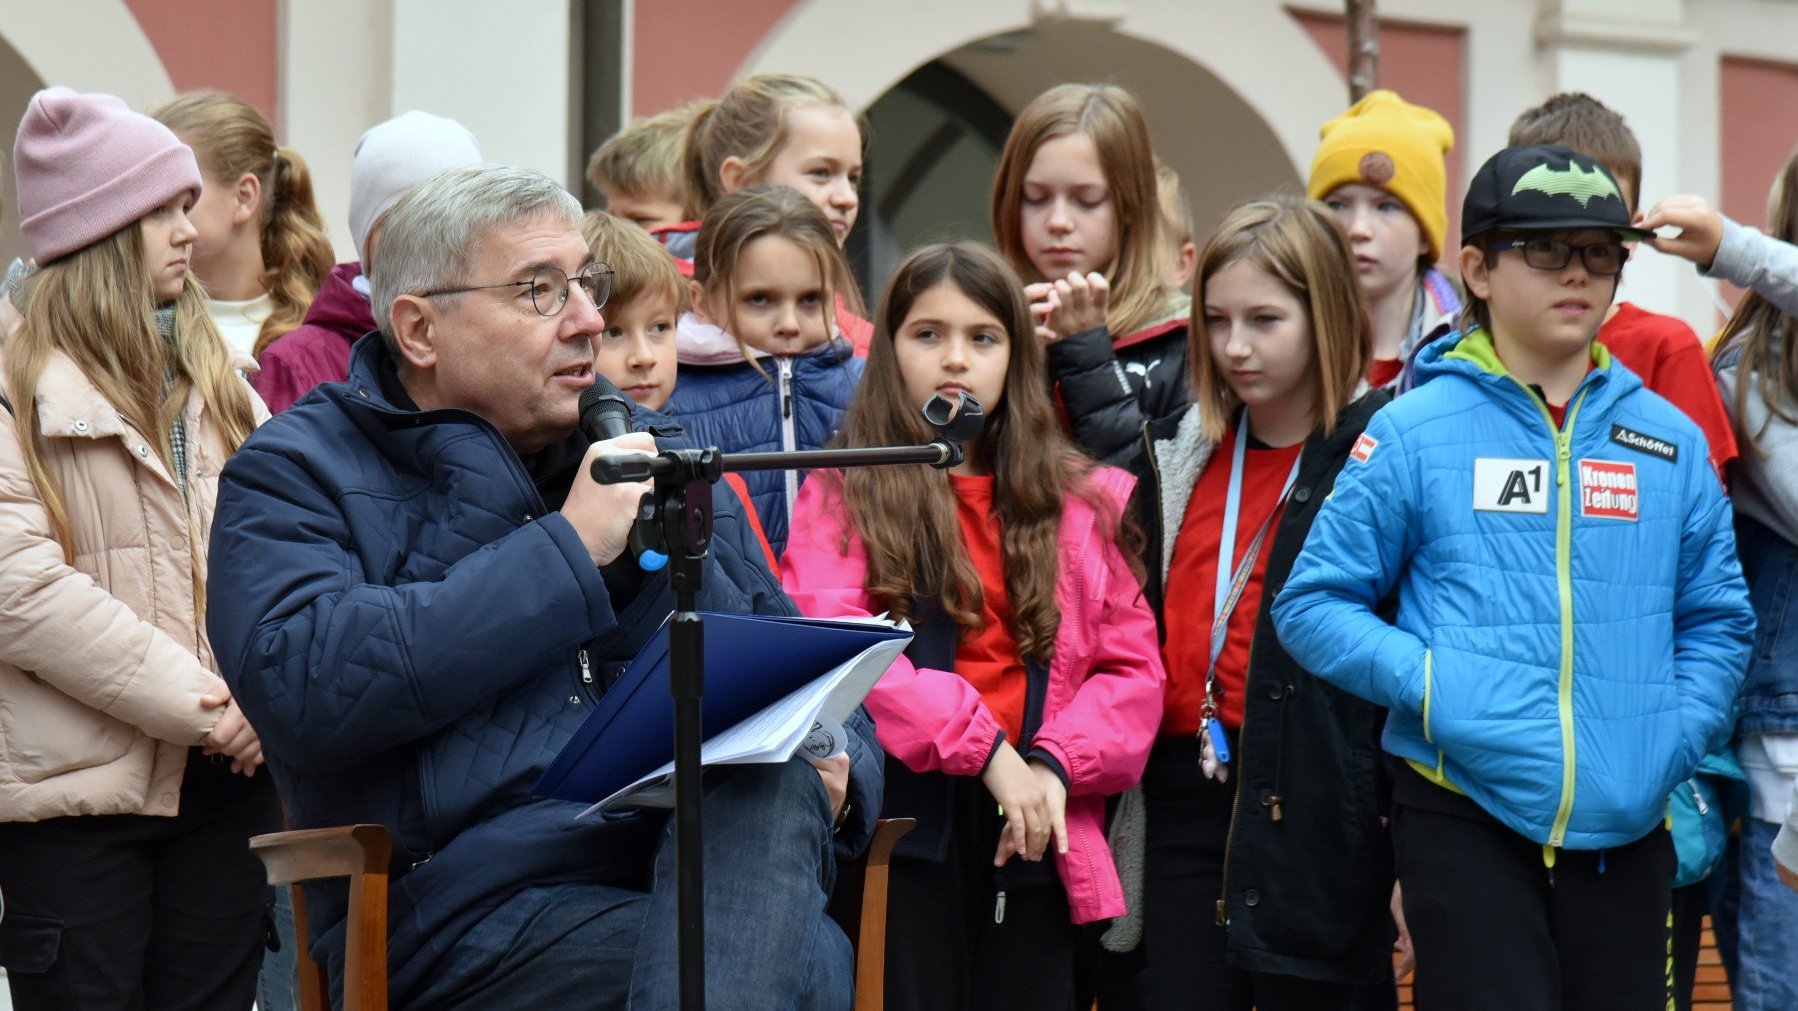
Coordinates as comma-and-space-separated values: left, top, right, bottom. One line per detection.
1610, 424, 1677, 463
1579, 459, 1639, 521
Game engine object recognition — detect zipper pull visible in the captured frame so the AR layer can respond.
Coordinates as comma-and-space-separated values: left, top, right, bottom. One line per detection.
1269, 796, 1284, 822
994, 890, 1007, 924
780, 361, 794, 419
1215, 899, 1227, 926
578, 648, 592, 685
1689, 780, 1709, 816
1556, 437, 1570, 486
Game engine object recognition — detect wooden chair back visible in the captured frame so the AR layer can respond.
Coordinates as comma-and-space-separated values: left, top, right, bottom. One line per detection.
828, 817, 914, 1011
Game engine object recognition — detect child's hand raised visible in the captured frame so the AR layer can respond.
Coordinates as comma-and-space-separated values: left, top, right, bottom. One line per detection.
1639, 195, 1725, 268
1026, 271, 1109, 344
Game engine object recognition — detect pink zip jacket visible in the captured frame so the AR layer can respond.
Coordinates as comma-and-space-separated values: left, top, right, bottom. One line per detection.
781, 464, 1165, 922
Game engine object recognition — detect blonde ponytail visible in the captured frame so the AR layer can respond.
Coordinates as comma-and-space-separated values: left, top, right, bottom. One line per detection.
680, 74, 854, 220
256, 145, 334, 355
153, 91, 334, 356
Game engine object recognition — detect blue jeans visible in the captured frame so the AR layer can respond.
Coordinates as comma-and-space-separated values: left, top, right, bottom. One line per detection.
255, 885, 298, 1011
1736, 517, 1798, 736
1732, 817, 1798, 1011
400, 757, 852, 1010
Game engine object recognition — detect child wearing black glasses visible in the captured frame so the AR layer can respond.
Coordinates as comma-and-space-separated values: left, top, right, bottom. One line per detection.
1273, 145, 1756, 1011
1509, 92, 1738, 484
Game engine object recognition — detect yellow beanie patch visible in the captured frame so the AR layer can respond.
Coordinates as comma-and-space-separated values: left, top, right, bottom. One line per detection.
1307, 89, 1455, 261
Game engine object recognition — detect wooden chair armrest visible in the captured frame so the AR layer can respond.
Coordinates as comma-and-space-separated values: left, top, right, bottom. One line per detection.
250, 824, 393, 1011
251, 824, 393, 886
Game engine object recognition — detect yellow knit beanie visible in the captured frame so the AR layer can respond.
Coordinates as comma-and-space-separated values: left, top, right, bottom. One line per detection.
1307, 90, 1454, 261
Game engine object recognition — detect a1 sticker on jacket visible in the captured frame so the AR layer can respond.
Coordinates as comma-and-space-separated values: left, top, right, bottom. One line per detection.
1579, 459, 1638, 520
1473, 458, 1550, 514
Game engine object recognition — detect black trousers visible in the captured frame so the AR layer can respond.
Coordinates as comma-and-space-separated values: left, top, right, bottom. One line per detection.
0, 747, 281, 1011
1099, 737, 1365, 1011
1669, 882, 1708, 1011
1393, 798, 1675, 1011
882, 773, 1089, 1011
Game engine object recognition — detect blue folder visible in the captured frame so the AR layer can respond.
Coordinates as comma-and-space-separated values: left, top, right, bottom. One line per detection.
533, 611, 909, 805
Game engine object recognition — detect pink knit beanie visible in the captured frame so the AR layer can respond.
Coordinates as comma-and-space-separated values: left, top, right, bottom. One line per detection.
13, 86, 203, 264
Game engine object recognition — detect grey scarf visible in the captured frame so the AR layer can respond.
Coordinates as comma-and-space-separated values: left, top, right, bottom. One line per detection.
155, 304, 189, 502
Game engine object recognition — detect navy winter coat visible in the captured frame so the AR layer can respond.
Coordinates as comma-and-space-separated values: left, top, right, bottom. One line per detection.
666, 336, 863, 556
206, 335, 882, 1005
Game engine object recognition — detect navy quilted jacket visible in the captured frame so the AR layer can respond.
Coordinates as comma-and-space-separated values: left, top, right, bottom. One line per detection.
665, 339, 863, 556
206, 335, 882, 1005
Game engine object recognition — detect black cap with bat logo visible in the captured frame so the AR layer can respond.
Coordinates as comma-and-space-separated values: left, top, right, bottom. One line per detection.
1461, 143, 1654, 244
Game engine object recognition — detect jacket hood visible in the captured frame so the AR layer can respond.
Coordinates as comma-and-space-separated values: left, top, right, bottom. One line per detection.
675, 311, 744, 365
674, 311, 852, 367
300, 262, 378, 341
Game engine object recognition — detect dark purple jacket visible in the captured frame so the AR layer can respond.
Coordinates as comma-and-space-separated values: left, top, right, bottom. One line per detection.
250, 262, 376, 413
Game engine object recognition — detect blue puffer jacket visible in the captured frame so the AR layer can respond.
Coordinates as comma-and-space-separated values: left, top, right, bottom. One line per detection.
666, 335, 863, 556
206, 335, 882, 1006
1273, 327, 1754, 851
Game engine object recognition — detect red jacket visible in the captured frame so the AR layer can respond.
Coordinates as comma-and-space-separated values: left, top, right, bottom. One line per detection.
1598, 301, 1738, 480
781, 465, 1165, 922
251, 262, 376, 414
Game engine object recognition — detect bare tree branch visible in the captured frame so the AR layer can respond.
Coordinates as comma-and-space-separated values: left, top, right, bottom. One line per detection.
1346, 0, 1379, 102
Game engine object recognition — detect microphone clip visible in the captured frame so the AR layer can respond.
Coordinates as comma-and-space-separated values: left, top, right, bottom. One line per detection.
922, 391, 984, 470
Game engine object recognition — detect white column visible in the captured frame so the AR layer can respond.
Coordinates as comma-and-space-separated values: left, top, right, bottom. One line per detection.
389, 0, 576, 186
1535, 0, 1713, 333
280, 0, 396, 261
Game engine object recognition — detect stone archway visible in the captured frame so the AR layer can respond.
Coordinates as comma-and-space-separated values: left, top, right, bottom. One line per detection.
934, 21, 1308, 240
0, 32, 45, 266
2, 0, 174, 100
740, 0, 1349, 178
740, 0, 1353, 286
0, 1, 175, 264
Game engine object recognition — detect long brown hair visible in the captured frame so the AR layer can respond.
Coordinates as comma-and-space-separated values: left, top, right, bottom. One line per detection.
828, 242, 1117, 659
991, 83, 1173, 338
7, 226, 257, 576
153, 90, 335, 356
1714, 145, 1798, 453
691, 186, 853, 361
1190, 196, 1372, 442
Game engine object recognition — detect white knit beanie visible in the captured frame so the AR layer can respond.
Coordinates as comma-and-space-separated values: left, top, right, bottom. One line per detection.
348, 110, 481, 265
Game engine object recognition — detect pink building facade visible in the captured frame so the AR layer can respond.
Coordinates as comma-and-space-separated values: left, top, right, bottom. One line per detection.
3, 0, 1797, 334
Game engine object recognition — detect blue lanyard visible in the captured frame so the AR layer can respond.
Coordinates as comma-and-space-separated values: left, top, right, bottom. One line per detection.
1202, 416, 1302, 729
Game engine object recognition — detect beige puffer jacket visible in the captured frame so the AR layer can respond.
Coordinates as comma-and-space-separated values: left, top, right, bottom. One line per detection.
0, 348, 267, 822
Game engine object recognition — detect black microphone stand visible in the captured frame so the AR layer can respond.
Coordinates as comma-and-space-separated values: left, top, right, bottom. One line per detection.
588, 393, 983, 1011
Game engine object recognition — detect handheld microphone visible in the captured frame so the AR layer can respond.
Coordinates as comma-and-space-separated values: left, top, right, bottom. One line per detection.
578, 376, 635, 442
578, 377, 667, 572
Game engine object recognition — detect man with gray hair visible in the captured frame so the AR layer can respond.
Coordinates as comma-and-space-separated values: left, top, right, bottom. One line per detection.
206, 163, 879, 1009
